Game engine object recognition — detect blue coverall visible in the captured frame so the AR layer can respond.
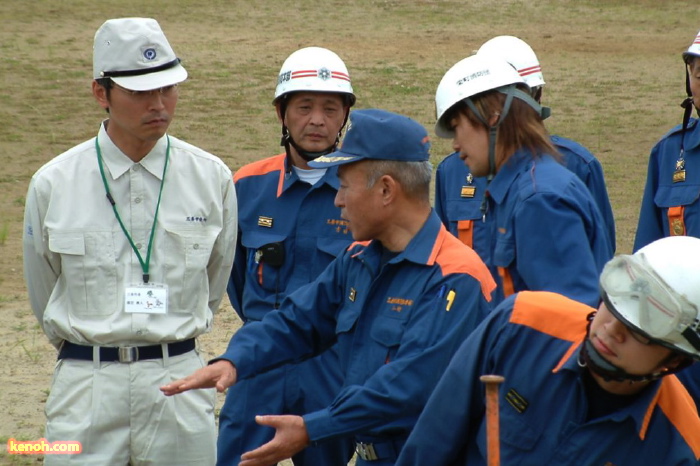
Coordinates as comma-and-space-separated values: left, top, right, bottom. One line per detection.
396, 291, 700, 466
635, 119, 700, 250
438, 149, 612, 308
634, 118, 700, 421
219, 153, 355, 466
218, 212, 496, 465
435, 135, 616, 259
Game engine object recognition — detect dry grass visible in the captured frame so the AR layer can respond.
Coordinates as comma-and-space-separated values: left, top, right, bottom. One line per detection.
1, 0, 698, 463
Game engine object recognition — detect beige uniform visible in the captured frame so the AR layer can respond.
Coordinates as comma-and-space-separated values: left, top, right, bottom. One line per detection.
23, 122, 237, 465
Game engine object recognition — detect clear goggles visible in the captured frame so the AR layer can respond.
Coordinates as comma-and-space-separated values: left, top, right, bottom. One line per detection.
599, 254, 698, 342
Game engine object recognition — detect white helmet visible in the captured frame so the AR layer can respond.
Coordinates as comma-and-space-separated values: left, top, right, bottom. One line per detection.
600, 236, 700, 360
274, 47, 355, 105
434, 54, 525, 138
477, 36, 545, 89
683, 30, 700, 64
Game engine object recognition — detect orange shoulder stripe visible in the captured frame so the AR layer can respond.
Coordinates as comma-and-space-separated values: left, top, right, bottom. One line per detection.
510, 291, 592, 371
433, 227, 496, 301
643, 375, 700, 459
233, 153, 285, 183
510, 291, 591, 342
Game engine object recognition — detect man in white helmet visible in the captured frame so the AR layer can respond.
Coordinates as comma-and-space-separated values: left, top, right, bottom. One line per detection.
397, 235, 700, 465
435, 36, 615, 267
214, 47, 356, 466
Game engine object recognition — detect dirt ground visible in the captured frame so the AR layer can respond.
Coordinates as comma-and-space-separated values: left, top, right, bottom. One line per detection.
1, 0, 699, 464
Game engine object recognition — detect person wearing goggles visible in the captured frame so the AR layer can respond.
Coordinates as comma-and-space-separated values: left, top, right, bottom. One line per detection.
397, 235, 700, 465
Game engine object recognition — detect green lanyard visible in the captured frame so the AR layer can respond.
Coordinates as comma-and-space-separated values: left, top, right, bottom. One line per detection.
95, 135, 170, 284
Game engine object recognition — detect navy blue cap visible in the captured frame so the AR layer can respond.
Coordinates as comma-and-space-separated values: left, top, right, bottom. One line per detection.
308, 109, 431, 168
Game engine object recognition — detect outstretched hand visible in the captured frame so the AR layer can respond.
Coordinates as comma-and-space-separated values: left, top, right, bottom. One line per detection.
239, 415, 310, 466
160, 359, 236, 395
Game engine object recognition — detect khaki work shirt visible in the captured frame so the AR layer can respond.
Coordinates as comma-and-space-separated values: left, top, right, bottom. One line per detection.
23, 122, 237, 347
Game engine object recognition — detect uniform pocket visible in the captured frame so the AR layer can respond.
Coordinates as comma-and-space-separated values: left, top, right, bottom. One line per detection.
162, 228, 219, 312
48, 230, 118, 317
240, 231, 287, 293
370, 315, 406, 364
493, 237, 515, 269
653, 184, 700, 208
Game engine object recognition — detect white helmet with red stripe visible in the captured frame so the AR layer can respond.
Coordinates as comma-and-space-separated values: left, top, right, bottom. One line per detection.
683, 30, 700, 64
274, 47, 355, 105
477, 36, 545, 89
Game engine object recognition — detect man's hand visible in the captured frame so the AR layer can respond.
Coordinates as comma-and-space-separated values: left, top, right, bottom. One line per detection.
160, 359, 237, 395
239, 415, 310, 466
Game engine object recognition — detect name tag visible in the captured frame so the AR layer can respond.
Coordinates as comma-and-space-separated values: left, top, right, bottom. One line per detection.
125, 283, 168, 314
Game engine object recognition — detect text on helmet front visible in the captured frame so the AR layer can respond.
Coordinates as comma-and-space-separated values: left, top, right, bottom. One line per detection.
456, 69, 490, 86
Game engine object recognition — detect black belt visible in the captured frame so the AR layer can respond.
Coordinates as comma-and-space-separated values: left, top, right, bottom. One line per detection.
58, 339, 195, 363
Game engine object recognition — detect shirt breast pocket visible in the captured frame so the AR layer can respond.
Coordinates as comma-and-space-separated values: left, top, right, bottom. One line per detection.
445, 197, 482, 221
493, 237, 515, 269
654, 185, 700, 236
477, 403, 541, 458
162, 228, 219, 312
315, 237, 351, 275
240, 232, 287, 293
654, 184, 700, 208
48, 230, 118, 317
370, 315, 406, 365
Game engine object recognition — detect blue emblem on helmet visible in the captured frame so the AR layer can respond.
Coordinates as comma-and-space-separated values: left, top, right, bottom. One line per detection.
318, 67, 331, 81
143, 48, 157, 60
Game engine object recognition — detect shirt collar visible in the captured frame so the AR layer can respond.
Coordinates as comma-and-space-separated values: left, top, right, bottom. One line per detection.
559, 343, 664, 435
278, 157, 340, 195
683, 118, 700, 151
485, 150, 532, 203
361, 210, 443, 267
97, 121, 168, 181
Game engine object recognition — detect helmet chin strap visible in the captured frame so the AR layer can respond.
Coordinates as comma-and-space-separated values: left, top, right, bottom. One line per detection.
280, 129, 338, 162
578, 312, 682, 383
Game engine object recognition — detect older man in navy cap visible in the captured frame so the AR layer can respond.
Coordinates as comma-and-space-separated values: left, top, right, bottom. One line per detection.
162, 109, 495, 465
23, 18, 237, 465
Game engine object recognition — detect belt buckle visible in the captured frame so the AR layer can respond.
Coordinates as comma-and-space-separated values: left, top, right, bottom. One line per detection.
355, 442, 378, 461
118, 346, 139, 363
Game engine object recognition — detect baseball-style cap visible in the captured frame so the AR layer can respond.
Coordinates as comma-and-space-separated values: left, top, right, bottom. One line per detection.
93, 18, 188, 91
308, 109, 431, 168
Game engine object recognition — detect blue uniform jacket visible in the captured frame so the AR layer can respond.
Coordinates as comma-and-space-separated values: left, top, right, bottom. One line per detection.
228, 154, 353, 321
396, 291, 700, 466
464, 150, 612, 307
219, 212, 496, 444
635, 119, 700, 251
435, 135, 616, 259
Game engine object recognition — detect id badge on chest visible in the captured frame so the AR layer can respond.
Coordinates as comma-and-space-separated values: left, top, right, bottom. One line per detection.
125, 283, 168, 314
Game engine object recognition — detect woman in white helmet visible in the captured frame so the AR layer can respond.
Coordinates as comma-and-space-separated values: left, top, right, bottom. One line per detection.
398, 235, 700, 465
434, 54, 613, 307
434, 36, 616, 263
216, 46, 356, 466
